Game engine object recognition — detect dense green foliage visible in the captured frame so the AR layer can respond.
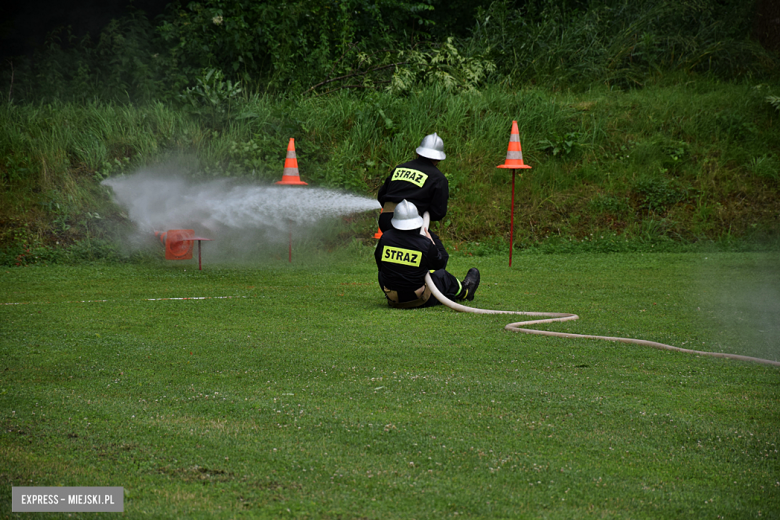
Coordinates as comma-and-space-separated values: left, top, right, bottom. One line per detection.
469, 0, 774, 88
3, 0, 775, 102
0, 0, 779, 264
4, 9, 172, 104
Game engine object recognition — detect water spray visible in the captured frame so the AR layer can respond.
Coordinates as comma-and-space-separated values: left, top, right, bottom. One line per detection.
102, 171, 380, 263
103, 174, 379, 233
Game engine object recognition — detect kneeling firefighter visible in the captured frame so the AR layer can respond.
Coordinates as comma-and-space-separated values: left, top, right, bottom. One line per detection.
375, 200, 480, 309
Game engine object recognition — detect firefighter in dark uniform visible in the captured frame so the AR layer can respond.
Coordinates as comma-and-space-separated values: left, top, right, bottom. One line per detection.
376, 200, 479, 309
377, 132, 450, 266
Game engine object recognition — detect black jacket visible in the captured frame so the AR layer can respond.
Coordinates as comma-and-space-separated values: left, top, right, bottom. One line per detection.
375, 227, 447, 292
377, 157, 449, 222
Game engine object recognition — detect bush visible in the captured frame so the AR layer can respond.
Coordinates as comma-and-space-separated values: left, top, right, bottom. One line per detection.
468, 0, 778, 89
632, 176, 689, 214
158, 0, 443, 92
3, 10, 171, 104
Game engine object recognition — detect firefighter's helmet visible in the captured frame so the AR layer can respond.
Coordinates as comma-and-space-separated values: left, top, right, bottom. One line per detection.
391, 200, 425, 231
416, 133, 446, 161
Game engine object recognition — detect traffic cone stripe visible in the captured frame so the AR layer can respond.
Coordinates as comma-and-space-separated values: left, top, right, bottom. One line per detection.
276, 138, 308, 185
506, 147, 524, 160
497, 120, 532, 170
284, 145, 298, 171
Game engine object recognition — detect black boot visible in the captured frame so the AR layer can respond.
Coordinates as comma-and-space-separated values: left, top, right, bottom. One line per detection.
457, 268, 480, 301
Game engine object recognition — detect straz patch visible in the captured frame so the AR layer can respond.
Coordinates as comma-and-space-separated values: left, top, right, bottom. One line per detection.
382, 246, 422, 267
391, 168, 428, 187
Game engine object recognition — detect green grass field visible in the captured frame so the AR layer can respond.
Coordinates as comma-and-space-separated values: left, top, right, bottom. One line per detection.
1, 249, 779, 519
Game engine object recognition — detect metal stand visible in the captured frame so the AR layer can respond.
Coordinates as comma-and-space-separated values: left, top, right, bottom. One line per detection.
510, 170, 515, 267
180, 237, 213, 270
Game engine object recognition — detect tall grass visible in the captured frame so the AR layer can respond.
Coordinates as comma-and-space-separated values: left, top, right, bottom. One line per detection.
1, 78, 779, 264
469, 0, 777, 89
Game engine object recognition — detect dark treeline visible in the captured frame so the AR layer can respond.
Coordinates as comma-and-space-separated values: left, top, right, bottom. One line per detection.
2, 0, 777, 104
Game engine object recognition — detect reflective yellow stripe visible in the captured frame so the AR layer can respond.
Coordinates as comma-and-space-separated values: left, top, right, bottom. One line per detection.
391, 168, 428, 187
382, 246, 422, 267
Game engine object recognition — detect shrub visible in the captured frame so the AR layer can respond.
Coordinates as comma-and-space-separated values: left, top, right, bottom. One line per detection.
2, 9, 171, 104
632, 176, 689, 214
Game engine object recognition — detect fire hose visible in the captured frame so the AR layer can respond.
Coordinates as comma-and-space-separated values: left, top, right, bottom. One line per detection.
419, 214, 780, 368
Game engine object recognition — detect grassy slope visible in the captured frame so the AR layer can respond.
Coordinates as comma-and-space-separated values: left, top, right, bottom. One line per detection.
1, 77, 779, 264
1, 250, 778, 518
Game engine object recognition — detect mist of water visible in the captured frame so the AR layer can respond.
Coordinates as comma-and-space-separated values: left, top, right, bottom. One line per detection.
102, 171, 380, 260
695, 254, 780, 363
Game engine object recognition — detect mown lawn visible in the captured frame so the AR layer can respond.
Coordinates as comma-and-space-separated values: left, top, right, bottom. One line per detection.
1, 249, 778, 519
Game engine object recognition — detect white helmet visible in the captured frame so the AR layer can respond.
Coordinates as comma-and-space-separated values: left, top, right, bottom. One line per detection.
391, 200, 424, 230
416, 133, 446, 161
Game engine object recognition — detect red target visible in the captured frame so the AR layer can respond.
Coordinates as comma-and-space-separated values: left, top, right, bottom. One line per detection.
165, 229, 194, 260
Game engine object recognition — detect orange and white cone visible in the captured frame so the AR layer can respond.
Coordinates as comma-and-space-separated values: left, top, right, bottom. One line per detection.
276, 138, 308, 185
497, 120, 532, 170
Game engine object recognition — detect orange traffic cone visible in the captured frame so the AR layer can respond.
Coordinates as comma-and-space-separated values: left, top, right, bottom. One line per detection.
497, 120, 532, 170
373, 209, 384, 239
275, 138, 308, 185
165, 229, 194, 260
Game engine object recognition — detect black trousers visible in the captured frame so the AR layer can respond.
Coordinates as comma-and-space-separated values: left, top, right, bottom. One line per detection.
422, 269, 461, 307
378, 269, 460, 308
